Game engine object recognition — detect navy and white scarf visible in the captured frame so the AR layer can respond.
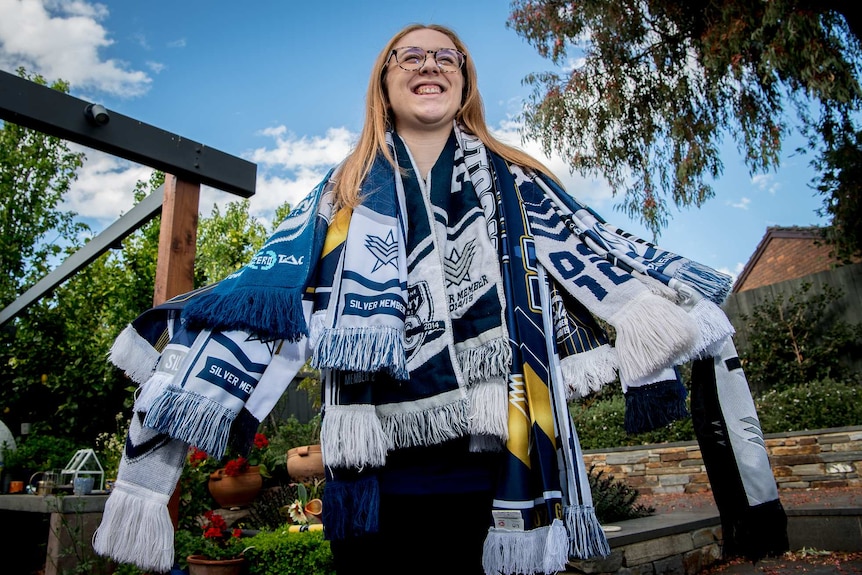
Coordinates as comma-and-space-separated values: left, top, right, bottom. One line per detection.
96, 123, 783, 574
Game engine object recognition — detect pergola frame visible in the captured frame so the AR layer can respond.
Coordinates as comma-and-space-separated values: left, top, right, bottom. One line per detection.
0, 69, 257, 323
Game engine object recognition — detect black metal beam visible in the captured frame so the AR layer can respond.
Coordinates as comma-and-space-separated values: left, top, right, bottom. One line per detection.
0, 69, 256, 197
0, 188, 165, 327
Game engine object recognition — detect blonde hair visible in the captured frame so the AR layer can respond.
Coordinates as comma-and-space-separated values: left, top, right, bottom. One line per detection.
333, 23, 557, 208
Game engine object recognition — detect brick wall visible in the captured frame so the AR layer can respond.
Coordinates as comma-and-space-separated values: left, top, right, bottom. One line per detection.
737, 237, 839, 292
582, 426, 862, 494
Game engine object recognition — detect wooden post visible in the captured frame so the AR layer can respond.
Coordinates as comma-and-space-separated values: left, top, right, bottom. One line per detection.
153, 174, 200, 306
152, 174, 201, 536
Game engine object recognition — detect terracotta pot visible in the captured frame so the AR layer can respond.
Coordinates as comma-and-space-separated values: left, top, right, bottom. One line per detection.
208, 465, 263, 509
187, 554, 245, 575
286, 444, 325, 482
304, 497, 323, 523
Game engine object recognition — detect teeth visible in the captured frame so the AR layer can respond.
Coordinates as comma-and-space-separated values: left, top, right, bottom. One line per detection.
415, 85, 441, 94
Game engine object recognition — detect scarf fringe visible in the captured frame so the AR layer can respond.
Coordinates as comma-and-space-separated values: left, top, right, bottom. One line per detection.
610, 291, 698, 382
321, 404, 390, 468
321, 474, 380, 541
674, 260, 733, 305
482, 519, 569, 575
182, 287, 307, 342
92, 480, 174, 573
383, 399, 470, 449
109, 324, 160, 384
467, 379, 509, 440
633, 272, 680, 302
313, 327, 408, 380
564, 505, 613, 559
133, 371, 173, 413
559, 344, 618, 399
143, 388, 235, 458
624, 378, 689, 434
678, 298, 736, 363
457, 338, 513, 384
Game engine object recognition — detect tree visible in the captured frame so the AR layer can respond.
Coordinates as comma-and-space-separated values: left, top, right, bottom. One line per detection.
0, 68, 87, 305
195, 199, 268, 286
509, 1, 862, 240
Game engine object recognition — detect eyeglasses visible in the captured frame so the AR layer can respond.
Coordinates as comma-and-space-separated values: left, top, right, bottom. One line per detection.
388, 46, 466, 73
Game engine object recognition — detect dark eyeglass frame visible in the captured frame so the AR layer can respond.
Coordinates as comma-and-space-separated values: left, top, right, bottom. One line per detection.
387, 46, 466, 73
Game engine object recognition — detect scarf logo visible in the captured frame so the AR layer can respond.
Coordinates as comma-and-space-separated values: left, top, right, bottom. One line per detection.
248, 250, 277, 270
444, 239, 476, 286
365, 230, 398, 272
404, 281, 445, 358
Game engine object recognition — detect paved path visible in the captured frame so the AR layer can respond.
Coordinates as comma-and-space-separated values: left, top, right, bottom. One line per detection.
639, 486, 862, 575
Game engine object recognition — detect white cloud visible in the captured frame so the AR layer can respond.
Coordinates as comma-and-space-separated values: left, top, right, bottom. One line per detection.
730, 197, 751, 210
0, 0, 150, 96
67, 120, 617, 239
166, 38, 186, 49
491, 117, 615, 210
249, 127, 355, 170
63, 145, 154, 221
751, 173, 780, 195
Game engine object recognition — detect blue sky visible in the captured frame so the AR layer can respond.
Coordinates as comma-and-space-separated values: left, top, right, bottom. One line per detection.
0, 0, 829, 283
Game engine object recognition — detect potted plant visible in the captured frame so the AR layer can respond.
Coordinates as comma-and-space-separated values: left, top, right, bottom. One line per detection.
176, 510, 249, 575
207, 433, 269, 509
284, 479, 325, 527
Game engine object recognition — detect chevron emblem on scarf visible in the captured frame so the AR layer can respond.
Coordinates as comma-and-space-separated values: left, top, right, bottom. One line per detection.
365, 230, 398, 271
445, 239, 477, 286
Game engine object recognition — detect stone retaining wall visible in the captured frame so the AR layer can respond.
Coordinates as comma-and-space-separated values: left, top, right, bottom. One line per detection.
582, 426, 862, 494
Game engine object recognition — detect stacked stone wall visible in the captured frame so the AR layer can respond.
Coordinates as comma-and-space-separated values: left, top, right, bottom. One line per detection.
582, 426, 862, 494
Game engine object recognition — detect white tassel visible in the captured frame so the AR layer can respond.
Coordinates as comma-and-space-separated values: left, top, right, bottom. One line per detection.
467, 379, 508, 440
133, 371, 173, 412
482, 521, 568, 575
457, 338, 512, 384
93, 481, 174, 574
559, 344, 618, 399
677, 298, 736, 363
109, 324, 159, 384
321, 404, 391, 468
610, 291, 698, 383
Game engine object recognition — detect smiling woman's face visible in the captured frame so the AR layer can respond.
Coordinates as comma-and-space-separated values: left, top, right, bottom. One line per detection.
384, 28, 464, 136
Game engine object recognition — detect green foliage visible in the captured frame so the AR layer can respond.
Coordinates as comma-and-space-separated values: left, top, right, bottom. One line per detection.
195, 199, 268, 286
509, 1, 862, 239
258, 415, 322, 484
241, 529, 335, 575
174, 523, 248, 564
0, 68, 87, 302
814, 127, 862, 262
177, 447, 221, 532
589, 466, 654, 523
1, 431, 80, 479
755, 378, 862, 434
739, 282, 862, 393
570, 389, 694, 450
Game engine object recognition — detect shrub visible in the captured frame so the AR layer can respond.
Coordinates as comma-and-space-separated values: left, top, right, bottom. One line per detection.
739, 282, 862, 393
570, 392, 695, 450
755, 378, 862, 433
241, 528, 335, 575
1, 431, 80, 481
258, 415, 321, 484
589, 466, 654, 523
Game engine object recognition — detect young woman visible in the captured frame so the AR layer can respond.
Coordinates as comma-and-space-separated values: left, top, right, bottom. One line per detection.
97, 23, 764, 575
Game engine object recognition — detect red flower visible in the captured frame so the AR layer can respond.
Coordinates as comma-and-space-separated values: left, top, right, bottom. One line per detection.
223, 456, 249, 477
189, 447, 209, 467
253, 433, 269, 450
203, 527, 222, 539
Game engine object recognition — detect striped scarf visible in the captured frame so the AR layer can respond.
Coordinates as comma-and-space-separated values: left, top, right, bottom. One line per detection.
96, 123, 782, 575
